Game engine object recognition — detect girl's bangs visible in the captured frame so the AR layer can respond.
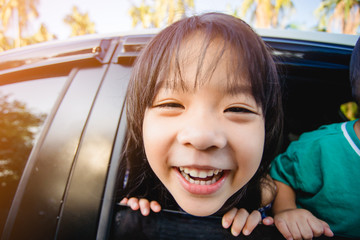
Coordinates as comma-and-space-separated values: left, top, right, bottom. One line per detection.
153, 34, 252, 96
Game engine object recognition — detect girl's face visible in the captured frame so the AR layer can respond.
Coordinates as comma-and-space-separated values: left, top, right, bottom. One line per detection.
142, 34, 265, 216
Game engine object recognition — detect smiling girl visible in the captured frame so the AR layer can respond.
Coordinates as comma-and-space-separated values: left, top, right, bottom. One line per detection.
118, 12, 283, 236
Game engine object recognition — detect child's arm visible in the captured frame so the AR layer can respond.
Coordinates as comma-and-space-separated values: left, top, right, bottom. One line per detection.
272, 180, 334, 240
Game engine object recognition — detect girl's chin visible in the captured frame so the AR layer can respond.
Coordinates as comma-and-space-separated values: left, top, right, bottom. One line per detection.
178, 202, 222, 217
171, 193, 228, 216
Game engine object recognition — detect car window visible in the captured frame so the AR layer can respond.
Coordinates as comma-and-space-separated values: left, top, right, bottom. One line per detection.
0, 76, 67, 235
105, 32, 358, 240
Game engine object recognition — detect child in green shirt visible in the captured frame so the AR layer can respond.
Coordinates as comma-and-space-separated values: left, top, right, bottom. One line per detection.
270, 37, 360, 239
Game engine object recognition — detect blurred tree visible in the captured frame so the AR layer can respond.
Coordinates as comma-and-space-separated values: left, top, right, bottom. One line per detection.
0, 0, 56, 51
128, 0, 194, 28
64, 6, 96, 37
230, 0, 294, 28
20, 23, 56, 46
0, 93, 45, 215
340, 101, 359, 120
0, 29, 13, 51
0, 0, 39, 48
315, 0, 360, 34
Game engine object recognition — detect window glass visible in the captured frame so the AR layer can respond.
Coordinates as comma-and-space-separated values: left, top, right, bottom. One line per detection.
0, 76, 67, 234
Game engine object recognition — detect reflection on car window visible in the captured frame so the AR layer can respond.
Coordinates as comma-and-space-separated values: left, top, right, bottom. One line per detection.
0, 76, 67, 235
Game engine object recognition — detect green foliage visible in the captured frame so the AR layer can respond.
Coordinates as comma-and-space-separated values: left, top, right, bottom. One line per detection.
128, 0, 194, 28
0, 2, 97, 51
229, 0, 295, 28
315, 0, 360, 34
64, 6, 96, 37
0, 0, 39, 32
0, 0, 57, 51
340, 101, 359, 120
0, 93, 45, 186
0, 92, 46, 219
0, 30, 13, 51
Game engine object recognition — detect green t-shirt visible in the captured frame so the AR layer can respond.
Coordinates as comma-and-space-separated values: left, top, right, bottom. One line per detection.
270, 120, 360, 238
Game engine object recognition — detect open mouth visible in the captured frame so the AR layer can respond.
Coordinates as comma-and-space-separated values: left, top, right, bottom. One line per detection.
178, 167, 224, 185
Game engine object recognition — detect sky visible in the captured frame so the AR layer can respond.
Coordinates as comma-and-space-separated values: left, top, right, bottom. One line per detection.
31, 0, 322, 40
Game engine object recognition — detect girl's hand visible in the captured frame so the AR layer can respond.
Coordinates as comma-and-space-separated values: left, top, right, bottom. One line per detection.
222, 208, 274, 237
274, 208, 334, 240
120, 197, 161, 216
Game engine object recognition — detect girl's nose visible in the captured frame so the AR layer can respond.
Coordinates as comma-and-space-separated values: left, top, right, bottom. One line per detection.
177, 120, 227, 150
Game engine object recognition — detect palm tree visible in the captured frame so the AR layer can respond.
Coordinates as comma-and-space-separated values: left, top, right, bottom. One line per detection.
22, 23, 56, 46
0, 30, 13, 51
0, 0, 39, 48
315, 0, 360, 34
128, 0, 194, 28
64, 6, 96, 37
231, 0, 294, 28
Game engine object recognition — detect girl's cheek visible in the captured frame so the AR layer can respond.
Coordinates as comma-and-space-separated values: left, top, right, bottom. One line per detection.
142, 109, 173, 163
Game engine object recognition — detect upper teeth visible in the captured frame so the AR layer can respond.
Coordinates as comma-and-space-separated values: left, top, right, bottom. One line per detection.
179, 167, 222, 178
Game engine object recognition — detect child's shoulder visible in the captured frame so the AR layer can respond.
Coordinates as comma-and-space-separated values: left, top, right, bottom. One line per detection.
285, 121, 348, 154
274, 122, 349, 170
296, 121, 346, 143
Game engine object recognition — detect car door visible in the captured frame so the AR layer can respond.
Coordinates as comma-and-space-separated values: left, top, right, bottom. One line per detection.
0, 36, 127, 240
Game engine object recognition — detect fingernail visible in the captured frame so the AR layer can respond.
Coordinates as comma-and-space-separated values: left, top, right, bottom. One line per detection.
142, 208, 149, 215
222, 220, 230, 229
231, 229, 239, 237
243, 229, 250, 236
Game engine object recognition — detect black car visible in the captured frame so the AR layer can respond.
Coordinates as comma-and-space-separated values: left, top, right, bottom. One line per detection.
0, 29, 357, 240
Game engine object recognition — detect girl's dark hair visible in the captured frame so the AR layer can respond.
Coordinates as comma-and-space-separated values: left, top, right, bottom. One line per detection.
118, 12, 283, 214
350, 37, 360, 104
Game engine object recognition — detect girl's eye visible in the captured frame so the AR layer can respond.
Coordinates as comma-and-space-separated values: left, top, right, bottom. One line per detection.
155, 102, 184, 109
224, 107, 254, 114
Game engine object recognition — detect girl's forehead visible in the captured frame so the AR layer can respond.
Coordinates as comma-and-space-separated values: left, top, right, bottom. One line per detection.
162, 33, 251, 94
178, 31, 225, 61
160, 70, 252, 98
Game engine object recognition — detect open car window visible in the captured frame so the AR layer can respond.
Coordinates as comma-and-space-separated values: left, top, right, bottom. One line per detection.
104, 31, 359, 240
